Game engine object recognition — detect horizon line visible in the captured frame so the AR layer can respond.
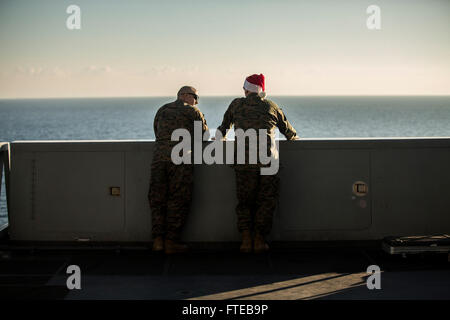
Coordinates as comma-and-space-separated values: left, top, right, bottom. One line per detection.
1, 94, 450, 100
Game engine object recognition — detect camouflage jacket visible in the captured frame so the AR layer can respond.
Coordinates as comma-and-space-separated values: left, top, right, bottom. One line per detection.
152, 99, 208, 163
216, 93, 298, 167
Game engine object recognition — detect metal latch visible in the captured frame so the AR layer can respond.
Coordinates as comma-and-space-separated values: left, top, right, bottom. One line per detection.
110, 187, 121, 196
352, 181, 368, 197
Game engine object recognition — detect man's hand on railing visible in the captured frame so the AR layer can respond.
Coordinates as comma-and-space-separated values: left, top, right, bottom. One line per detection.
211, 137, 227, 141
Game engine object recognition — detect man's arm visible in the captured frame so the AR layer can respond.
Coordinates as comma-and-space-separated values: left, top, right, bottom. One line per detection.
153, 110, 160, 139
216, 98, 239, 139
276, 106, 298, 140
197, 110, 210, 140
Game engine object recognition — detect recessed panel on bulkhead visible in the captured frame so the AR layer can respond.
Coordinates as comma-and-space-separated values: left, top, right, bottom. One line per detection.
33, 151, 125, 239
278, 148, 372, 231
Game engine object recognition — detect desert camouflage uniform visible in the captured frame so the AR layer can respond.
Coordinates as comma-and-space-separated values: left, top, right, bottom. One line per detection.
149, 99, 208, 241
217, 93, 297, 235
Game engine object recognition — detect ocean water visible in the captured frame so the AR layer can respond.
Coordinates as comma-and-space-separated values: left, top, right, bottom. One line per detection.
1, 96, 450, 225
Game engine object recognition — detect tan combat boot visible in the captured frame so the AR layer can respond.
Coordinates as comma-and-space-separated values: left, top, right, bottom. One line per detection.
152, 236, 164, 252
165, 239, 189, 254
240, 230, 253, 253
253, 233, 269, 253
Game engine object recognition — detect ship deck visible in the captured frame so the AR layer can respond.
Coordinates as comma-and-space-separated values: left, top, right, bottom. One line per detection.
0, 241, 449, 300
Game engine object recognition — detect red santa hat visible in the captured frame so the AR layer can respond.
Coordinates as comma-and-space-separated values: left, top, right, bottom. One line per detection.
243, 74, 266, 98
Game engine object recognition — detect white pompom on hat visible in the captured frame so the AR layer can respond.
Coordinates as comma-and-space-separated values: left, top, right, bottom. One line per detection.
243, 74, 266, 98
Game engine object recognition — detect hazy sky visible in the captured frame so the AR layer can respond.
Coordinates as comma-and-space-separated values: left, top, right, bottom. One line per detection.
0, 0, 449, 98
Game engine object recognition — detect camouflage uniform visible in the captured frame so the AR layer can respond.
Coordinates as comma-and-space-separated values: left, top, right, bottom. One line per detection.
149, 98, 208, 241
217, 93, 297, 235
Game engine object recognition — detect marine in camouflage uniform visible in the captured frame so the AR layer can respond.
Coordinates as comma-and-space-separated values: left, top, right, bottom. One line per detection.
216, 74, 298, 252
149, 86, 208, 253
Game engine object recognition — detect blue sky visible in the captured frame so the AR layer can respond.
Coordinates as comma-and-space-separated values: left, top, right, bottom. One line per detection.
1, 0, 449, 98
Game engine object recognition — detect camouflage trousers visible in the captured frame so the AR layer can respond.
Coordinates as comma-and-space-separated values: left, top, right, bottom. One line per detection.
234, 167, 280, 236
148, 161, 194, 241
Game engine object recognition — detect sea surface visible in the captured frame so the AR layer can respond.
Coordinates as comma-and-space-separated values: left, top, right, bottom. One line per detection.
1, 96, 450, 226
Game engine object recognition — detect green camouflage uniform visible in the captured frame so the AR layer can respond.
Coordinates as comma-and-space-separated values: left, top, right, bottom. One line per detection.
149, 99, 208, 240
217, 93, 297, 235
